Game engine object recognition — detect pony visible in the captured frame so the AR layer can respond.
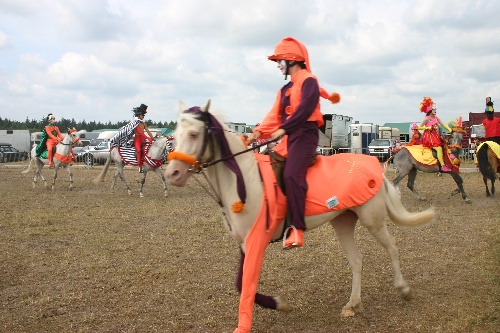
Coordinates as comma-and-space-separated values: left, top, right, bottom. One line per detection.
476, 141, 500, 196
164, 100, 435, 333
389, 126, 471, 203
22, 128, 82, 190
93, 137, 172, 197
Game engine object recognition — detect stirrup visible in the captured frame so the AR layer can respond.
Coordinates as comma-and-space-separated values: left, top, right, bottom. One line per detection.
282, 226, 303, 250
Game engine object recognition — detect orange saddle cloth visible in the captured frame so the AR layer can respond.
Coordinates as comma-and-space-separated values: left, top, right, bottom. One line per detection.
255, 153, 384, 218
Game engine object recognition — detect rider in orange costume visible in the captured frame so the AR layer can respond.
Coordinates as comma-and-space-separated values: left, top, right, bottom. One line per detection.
247, 37, 340, 249
39, 114, 64, 168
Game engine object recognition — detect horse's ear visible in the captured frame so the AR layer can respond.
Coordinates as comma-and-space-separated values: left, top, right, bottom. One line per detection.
179, 100, 186, 113
67, 127, 71, 133
200, 99, 211, 112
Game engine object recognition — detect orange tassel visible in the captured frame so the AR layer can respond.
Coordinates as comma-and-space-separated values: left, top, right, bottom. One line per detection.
328, 92, 341, 104
232, 201, 245, 213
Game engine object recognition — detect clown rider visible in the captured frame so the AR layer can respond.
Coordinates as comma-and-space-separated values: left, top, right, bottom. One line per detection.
415, 97, 453, 172
35, 113, 65, 168
110, 104, 154, 173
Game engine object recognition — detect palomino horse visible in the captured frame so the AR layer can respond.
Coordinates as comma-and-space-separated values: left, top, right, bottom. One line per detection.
93, 137, 172, 197
22, 128, 82, 190
476, 141, 500, 196
164, 101, 435, 333
390, 127, 471, 203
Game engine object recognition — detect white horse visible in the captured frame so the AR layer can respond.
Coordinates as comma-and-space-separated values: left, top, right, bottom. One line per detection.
164, 101, 435, 333
22, 128, 82, 190
93, 137, 172, 197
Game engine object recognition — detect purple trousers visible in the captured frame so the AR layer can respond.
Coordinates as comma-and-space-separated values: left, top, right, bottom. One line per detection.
283, 126, 319, 231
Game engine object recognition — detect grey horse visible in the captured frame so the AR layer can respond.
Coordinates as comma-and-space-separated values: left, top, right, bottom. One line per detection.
390, 128, 471, 203
93, 137, 172, 197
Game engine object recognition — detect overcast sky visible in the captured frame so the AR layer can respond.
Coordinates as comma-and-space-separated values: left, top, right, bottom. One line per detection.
1, 0, 499, 127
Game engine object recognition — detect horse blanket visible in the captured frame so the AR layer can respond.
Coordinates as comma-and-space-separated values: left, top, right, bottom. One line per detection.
255, 153, 384, 219
115, 141, 168, 168
476, 141, 500, 162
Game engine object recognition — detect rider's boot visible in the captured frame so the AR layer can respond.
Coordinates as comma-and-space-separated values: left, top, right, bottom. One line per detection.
283, 226, 304, 250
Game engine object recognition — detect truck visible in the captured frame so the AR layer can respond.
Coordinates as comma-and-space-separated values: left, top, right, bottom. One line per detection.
349, 123, 379, 154
0, 130, 31, 153
317, 114, 353, 155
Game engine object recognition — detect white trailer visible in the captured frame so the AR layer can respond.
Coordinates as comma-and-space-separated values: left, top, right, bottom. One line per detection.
318, 114, 353, 155
349, 123, 379, 154
0, 130, 31, 152
378, 126, 400, 141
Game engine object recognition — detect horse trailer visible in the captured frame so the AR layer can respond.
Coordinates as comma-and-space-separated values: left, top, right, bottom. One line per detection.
349, 123, 379, 154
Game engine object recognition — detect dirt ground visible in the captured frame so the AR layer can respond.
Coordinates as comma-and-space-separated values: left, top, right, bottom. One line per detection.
0, 160, 498, 333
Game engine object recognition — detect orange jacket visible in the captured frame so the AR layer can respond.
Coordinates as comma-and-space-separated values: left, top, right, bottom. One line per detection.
45, 125, 64, 141
254, 69, 324, 138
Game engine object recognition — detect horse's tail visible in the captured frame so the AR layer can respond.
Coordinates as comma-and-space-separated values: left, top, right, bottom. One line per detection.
383, 155, 395, 174
21, 153, 34, 174
477, 144, 496, 180
383, 176, 435, 227
93, 154, 111, 184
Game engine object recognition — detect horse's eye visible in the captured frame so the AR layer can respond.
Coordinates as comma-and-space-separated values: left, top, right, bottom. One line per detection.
189, 132, 198, 139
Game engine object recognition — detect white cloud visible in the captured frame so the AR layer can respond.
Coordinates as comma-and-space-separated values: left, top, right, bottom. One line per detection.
0, 0, 500, 127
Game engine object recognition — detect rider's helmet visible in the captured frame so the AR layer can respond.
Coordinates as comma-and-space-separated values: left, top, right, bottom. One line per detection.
485, 97, 494, 114
268, 37, 310, 72
47, 113, 56, 121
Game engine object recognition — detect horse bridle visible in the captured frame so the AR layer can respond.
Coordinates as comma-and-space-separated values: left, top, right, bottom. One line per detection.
167, 111, 278, 173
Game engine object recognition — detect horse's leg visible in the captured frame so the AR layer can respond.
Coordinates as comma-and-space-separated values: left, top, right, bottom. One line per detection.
406, 168, 426, 201
153, 167, 169, 197
235, 249, 289, 312
51, 166, 58, 191
330, 211, 364, 317
66, 165, 74, 190
483, 175, 491, 197
355, 198, 412, 301
115, 164, 132, 195
448, 172, 471, 203
139, 171, 147, 198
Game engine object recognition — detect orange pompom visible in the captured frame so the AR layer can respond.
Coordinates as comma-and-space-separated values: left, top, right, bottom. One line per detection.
328, 92, 341, 104
231, 201, 245, 213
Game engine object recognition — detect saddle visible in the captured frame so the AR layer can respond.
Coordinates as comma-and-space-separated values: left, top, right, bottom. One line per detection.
268, 150, 318, 195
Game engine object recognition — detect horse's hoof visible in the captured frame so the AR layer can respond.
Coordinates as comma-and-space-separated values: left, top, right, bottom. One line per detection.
164, 191, 169, 197
464, 198, 472, 204
418, 197, 427, 201
139, 193, 144, 198
400, 287, 412, 300
274, 296, 290, 312
341, 308, 356, 318
128, 191, 132, 196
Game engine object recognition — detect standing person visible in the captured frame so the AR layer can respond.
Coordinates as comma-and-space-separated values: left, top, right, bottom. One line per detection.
246, 37, 340, 249
36, 113, 64, 168
110, 104, 154, 173
416, 97, 453, 172
482, 97, 500, 144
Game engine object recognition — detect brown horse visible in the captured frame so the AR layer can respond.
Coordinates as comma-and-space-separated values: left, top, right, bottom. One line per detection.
476, 141, 500, 196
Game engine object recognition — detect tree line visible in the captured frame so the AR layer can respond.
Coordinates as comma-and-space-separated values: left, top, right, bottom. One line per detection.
0, 117, 177, 133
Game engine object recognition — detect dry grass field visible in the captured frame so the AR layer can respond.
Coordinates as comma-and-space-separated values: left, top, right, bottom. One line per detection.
0, 160, 498, 333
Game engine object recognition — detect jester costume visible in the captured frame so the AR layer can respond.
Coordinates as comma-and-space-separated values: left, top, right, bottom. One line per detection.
252, 37, 340, 249
110, 104, 153, 172
35, 114, 64, 166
